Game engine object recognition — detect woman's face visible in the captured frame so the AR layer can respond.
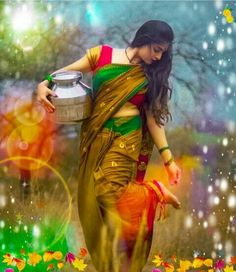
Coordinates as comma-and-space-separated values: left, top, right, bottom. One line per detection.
138, 43, 169, 64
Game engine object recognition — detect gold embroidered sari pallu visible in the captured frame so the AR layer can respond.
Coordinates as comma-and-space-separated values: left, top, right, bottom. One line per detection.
77, 46, 165, 272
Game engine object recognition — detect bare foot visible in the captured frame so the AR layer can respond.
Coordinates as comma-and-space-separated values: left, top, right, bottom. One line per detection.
154, 181, 181, 209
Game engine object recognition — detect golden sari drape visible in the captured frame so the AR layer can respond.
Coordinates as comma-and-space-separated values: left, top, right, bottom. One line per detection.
77, 45, 165, 272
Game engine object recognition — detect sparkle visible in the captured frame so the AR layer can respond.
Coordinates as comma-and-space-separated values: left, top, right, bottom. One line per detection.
185, 215, 193, 228
16, 213, 23, 221
203, 145, 208, 154
0, 220, 5, 228
193, 250, 201, 258
216, 39, 225, 52
202, 41, 208, 50
33, 225, 40, 237
208, 22, 216, 36
222, 138, 228, 146
217, 243, 223, 250
214, 196, 220, 205
198, 210, 204, 219
220, 178, 228, 192
55, 14, 63, 25
208, 185, 213, 193
228, 195, 236, 208
227, 27, 232, 34
22, 182, 28, 187
0, 195, 7, 208
226, 87, 232, 94
213, 231, 221, 242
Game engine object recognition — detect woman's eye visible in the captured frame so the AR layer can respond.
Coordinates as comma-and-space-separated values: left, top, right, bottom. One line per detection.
154, 48, 160, 53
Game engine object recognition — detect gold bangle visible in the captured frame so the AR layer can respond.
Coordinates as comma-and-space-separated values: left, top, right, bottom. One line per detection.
164, 157, 174, 166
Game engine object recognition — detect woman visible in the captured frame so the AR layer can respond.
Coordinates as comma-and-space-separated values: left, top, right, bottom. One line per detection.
37, 20, 181, 272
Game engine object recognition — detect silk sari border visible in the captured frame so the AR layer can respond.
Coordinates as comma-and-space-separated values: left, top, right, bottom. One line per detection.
93, 64, 134, 93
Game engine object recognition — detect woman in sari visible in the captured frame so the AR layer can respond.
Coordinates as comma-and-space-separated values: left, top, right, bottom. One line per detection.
37, 20, 181, 272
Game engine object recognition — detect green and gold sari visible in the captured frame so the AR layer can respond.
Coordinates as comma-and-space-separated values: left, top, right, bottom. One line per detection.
77, 45, 165, 272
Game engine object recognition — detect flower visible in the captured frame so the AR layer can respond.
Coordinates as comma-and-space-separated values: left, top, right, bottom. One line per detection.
79, 248, 88, 257
72, 258, 87, 271
223, 9, 232, 17
152, 254, 163, 267
65, 252, 76, 264
2, 254, 13, 266
224, 265, 234, 272
215, 259, 225, 270
28, 252, 42, 266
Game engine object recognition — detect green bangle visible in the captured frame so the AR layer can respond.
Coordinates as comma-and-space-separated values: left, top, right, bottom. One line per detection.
44, 74, 53, 83
159, 146, 169, 154
164, 157, 174, 166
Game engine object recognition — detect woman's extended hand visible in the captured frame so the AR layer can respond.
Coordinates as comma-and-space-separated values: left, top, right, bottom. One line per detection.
164, 161, 181, 186
36, 83, 57, 113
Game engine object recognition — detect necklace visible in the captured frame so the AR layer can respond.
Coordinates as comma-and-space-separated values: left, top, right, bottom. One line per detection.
125, 47, 132, 64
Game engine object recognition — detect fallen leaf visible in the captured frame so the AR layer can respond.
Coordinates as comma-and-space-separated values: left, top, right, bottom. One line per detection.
230, 257, 236, 265
79, 248, 88, 257
152, 254, 163, 267
72, 257, 88, 271
2, 254, 13, 266
179, 260, 192, 270
192, 258, 204, 268
52, 251, 63, 260
43, 252, 54, 262
204, 258, 213, 267
28, 252, 42, 266
165, 263, 175, 272
47, 263, 54, 271
57, 261, 64, 269
16, 260, 26, 271
224, 265, 234, 272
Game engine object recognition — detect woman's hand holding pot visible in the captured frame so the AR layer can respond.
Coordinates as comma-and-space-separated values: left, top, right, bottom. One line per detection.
36, 82, 57, 113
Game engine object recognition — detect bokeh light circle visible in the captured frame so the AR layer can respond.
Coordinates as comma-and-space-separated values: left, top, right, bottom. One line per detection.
14, 98, 45, 126
6, 125, 54, 170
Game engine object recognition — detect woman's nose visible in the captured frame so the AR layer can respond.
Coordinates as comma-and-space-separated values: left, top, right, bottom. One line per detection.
155, 52, 162, 60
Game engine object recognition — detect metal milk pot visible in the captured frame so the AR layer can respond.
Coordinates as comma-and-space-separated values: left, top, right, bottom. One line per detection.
50, 71, 92, 124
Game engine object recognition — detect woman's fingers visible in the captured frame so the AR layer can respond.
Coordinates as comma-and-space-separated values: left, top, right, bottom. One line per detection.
43, 98, 55, 111
38, 96, 55, 112
176, 168, 181, 181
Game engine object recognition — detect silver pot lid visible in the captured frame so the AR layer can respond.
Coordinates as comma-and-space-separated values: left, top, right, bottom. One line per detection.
52, 71, 83, 84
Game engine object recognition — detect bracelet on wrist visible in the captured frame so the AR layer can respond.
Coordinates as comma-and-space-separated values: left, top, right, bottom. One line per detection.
164, 156, 174, 166
44, 74, 54, 89
44, 74, 53, 83
158, 145, 169, 154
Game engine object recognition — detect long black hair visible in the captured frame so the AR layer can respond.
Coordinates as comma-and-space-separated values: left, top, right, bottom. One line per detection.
129, 20, 174, 127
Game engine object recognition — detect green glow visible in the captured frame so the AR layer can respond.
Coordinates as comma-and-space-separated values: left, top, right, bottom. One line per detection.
0, 220, 69, 271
